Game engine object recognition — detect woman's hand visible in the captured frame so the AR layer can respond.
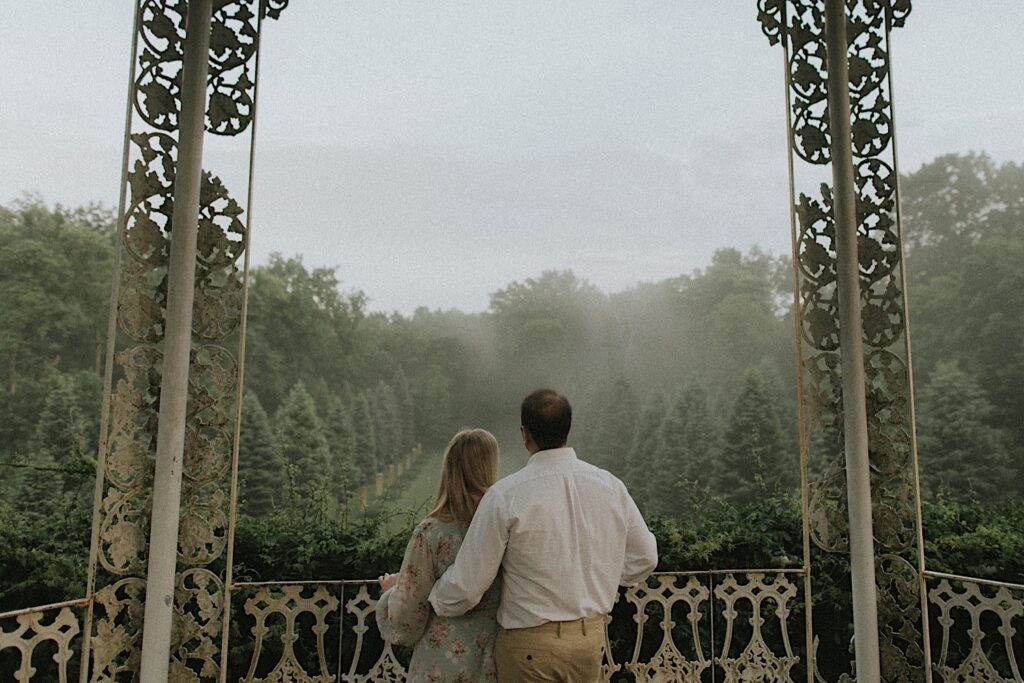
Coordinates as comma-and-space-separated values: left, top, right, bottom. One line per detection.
378, 572, 399, 591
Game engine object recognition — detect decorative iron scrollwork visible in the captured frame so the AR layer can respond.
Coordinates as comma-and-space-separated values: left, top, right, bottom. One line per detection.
0, 606, 82, 683
261, 0, 291, 21
624, 574, 711, 681
169, 568, 225, 680
762, 1, 922, 679
135, 0, 186, 131
90, 579, 147, 680
241, 584, 340, 682
208, 2, 260, 136
928, 576, 1024, 683
87, 0, 267, 678
343, 584, 407, 683
875, 555, 925, 681
133, 0, 264, 136
98, 346, 162, 576
714, 573, 801, 682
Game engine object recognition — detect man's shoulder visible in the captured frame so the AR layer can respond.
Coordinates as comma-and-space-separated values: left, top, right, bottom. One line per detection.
573, 456, 629, 491
489, 465, 534, 495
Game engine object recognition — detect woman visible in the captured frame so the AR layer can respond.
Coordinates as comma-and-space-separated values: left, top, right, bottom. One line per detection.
375, 428, 502, 682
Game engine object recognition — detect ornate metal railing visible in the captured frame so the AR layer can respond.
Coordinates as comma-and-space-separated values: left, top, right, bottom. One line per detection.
5, 570, 1024, 681
231, 570, 807, 683
924, 572, 1024, 683
0, 599, 88, 683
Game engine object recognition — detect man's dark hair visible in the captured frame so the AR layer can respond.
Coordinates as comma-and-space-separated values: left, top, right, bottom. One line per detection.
521, 389, 572, 451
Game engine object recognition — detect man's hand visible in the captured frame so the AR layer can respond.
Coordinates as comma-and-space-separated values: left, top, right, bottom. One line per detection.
378, 573, 399, 592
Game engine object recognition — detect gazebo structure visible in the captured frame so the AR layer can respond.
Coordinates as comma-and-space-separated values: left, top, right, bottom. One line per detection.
2, 0, 1022, 681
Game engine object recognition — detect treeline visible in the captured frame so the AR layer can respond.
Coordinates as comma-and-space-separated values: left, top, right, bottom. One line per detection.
0, 152, 1022, 527
574, 369, 797, 520
237, 378, 418, 516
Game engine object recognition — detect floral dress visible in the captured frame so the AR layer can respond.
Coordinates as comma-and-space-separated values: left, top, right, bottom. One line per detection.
375, 516, 501, 682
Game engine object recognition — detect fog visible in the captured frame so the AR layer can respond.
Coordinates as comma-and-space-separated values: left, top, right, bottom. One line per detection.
2, 2, 1022, 313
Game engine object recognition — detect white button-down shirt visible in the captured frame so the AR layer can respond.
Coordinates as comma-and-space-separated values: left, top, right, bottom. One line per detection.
428, 447, 658, 629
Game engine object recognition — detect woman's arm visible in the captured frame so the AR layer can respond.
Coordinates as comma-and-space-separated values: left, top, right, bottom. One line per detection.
374, 523, 435, 646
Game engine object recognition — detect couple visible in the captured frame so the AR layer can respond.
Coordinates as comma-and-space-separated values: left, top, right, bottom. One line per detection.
375, 388, 658, 682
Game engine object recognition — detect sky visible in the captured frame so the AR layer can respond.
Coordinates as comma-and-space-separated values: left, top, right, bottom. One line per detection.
1, 2, 1022, 314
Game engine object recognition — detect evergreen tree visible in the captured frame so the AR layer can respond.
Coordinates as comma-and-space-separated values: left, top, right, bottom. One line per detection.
274, 382, 330, 496
19, 377, 91, 520
36, 377, 91, 492
680, 386, 718, 489
649, 386, 718, 518
238, 392, 283, 516
351, 391, 378, 483
324, 394, 357, 503
593, 378, 639, 478
717, 369, 791, 503
573, 381, 611, 464
917, 362, 1014, 501
392, 368, 416, 452
627, 389, 668, 510
372, 382, 401, 468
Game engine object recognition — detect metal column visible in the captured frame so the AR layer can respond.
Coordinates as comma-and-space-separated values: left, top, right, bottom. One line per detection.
138, 0, 212, 679
823, 0, 882, 679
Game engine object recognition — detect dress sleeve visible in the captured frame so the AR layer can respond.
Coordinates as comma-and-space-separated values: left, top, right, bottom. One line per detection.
375, 522, 435, 646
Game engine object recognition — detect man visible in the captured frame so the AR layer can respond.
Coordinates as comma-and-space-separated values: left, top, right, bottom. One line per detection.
429, 388, 658, 682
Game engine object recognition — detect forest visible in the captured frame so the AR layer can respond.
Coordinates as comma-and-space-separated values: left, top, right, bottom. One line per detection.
1, 152, 1022, 617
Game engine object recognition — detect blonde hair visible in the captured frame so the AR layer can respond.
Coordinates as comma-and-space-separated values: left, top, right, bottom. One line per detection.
429, 428, 499, 528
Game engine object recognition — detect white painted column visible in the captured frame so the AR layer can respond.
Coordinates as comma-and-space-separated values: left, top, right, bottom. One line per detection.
138, 1, 212, 679
823, 0, 882, 680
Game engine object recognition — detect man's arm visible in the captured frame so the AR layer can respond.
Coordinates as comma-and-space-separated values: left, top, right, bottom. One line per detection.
620, 492, 658, 586
428, 488, 509, 617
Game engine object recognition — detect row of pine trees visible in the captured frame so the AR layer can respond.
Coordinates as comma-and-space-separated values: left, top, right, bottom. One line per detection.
574, 358, 1018, 515
7, 371, 420, 522
238, 371, 419, 517
575, 368, 796, 520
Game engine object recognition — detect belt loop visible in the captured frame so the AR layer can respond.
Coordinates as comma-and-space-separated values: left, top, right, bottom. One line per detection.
581, 617, 587, 636
556, 622, 562, 638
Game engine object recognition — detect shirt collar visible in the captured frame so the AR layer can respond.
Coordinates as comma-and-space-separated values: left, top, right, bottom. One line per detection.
527, 446, 577, 466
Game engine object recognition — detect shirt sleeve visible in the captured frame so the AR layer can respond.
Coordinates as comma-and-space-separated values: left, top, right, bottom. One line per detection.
374, 523, 434, 646
428, 488, 508, 617
620, 490, 658, 586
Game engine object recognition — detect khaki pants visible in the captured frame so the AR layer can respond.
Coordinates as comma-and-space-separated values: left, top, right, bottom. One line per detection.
495, 616, 605, 683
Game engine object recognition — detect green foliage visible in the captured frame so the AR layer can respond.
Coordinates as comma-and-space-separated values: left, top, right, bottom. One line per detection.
274, 382, 331, 497
717, 369, 793, 502
0, 376, 49, 478
324, 394, 357, 503
904, 154, 1024, 446
231, 507, 413, 584
392, 367, 416, 452
920, 497, 1024, 580
648, 385, 719, 518
238, 392, 284, 516
626, 389, 668, 505
351, 391, 379, 482
585, 378, 639, 473
371, 382, 401, 466
490, 270, 604, 360
243, 254, 366, 413
916, 362, 1014, 502
0, 198, 114, 393
667, 248, 792, 398
0, 491, 91, 612
647, 495, 803, 571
